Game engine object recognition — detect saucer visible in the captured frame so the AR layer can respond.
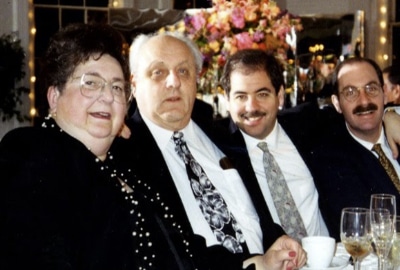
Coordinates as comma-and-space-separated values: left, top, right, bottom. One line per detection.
301, 256, 349, 270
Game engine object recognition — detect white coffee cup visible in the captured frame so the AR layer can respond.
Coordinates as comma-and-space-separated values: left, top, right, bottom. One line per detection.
301, 236, 336, 268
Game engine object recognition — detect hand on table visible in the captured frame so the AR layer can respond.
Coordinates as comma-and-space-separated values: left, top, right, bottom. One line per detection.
243, 235, 307, 270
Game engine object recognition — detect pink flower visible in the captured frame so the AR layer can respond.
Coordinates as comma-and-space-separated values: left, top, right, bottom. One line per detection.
191, 13, 206, 31
231, 7, 245, 29
258, 19, 267, 28
253, 31, 265, 42
234, 32, 253, 50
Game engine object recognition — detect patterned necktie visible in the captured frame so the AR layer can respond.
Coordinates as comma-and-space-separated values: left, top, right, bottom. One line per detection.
372, 143, 400, 192
172, 131, 246, 253
257, 141, 307, 241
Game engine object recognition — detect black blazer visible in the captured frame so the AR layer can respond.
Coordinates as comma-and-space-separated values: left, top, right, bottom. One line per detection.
309, 118, 400, 241
123, 108, 285, 270
213, 102, 345, 239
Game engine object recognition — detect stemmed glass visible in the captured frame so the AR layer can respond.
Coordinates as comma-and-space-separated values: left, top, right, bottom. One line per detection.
370, 194, 396, 270
389, 216, 400, 270
341, 207, 371, 270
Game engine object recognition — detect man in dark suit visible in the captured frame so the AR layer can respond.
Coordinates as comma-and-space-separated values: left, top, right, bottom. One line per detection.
382, 64, 400, 105
217, 49, 330, 242
123, 32, 306, 269
310, 57, 400, 241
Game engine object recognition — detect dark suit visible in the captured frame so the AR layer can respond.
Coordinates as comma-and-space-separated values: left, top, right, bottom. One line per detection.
309, 117, 400, 241
122, 108, 285, 270
213, 102, 334, 235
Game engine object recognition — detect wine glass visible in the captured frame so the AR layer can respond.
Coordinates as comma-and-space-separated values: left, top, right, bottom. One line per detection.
389, 216, 400, 270
370, 194, 397, 217
341, 207, 371, 270
370, 194, 396, 270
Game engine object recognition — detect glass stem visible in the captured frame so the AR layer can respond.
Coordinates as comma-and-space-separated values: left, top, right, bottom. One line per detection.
378, 257, 390, 270
353, 257, 362, 270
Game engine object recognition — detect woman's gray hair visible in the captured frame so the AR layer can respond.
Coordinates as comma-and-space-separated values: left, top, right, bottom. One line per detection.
129, 32, 203, 77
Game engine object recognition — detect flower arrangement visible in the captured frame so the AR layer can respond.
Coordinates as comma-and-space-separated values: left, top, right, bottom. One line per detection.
165, 0, 302, 93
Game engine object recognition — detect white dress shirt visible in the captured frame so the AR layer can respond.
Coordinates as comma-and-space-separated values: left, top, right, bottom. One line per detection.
347, 126, 400, 178
142, 116, 264, 254
241, 120, 329, 237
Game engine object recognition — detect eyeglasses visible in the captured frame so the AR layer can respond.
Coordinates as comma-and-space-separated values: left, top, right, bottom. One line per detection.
75, 73, 131, 104
340, 83, 382, 102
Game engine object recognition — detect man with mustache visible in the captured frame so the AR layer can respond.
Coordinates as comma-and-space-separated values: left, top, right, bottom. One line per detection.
218, 49, 329, 241
309, 57, 400, 240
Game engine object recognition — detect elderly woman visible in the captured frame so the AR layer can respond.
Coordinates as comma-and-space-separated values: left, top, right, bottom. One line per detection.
0, 23, 145, 269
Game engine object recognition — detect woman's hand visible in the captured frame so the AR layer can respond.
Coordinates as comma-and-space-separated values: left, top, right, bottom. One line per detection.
243, 235, 307, 270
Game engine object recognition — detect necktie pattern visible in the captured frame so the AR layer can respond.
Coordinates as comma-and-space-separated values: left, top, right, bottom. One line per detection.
257, 142, 307, 242
372, 143, 400, 193
172, 131, 245, 253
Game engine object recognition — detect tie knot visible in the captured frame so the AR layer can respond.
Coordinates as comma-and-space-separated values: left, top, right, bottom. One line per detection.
173, 131, 183, 139
372, 143, 383, 153
257, 141, 269, 152
172, 131, 184, 144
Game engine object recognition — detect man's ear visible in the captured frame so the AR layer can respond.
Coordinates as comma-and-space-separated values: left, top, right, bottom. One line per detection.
47, 86, 60, 114
130, 74, 136, 98
331, 94, 342, 113
393, 84, 400, 100
223, 90, 230, 112
277, 85, 285, 108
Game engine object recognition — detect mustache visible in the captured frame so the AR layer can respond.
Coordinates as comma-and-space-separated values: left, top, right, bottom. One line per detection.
352, 103, 378, 114
240, 111, 266, 118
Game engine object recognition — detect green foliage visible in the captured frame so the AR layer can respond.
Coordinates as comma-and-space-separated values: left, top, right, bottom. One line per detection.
0, 34, 30, 122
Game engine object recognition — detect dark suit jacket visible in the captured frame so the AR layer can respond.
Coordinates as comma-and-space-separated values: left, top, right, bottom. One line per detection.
122, 108, 285, 270
213, 102, 349, 239
309, 117, 400, 241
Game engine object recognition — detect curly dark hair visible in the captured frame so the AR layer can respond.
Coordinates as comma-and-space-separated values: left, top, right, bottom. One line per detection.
219, 49, 284, 98
41, 23, 130, 93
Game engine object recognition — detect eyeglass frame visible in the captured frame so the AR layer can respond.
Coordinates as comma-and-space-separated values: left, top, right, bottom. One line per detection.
72, 73, 132, 104
339, 82, 383, 102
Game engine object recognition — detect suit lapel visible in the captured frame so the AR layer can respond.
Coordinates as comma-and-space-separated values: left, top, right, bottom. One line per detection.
127, 110, 195, 234
223, 125, 285, 248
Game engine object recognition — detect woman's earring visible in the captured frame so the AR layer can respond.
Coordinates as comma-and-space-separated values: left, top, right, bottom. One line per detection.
48, 111, 57, 118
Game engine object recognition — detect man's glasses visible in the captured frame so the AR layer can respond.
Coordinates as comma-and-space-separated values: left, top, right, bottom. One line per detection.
340, 83, 382, 102
75, 73, 131, 104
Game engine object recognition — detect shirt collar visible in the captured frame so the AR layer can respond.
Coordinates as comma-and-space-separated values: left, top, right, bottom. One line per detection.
240, 120, 280, 151
346, 123, 386, 150
141, 114, 194, 150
